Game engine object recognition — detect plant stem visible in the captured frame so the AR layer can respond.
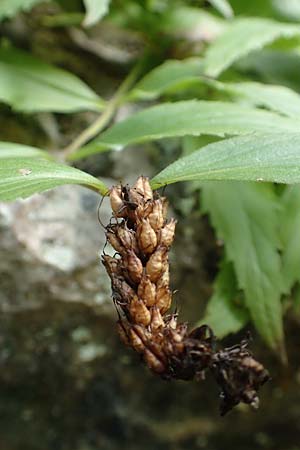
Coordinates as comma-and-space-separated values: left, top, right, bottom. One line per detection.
63, 61, 143, 158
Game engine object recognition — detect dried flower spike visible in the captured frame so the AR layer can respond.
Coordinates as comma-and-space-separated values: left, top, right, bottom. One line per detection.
102, 176, 270, 415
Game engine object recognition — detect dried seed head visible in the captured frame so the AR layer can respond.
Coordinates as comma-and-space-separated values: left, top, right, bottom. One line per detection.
148, 199, 164, 231
133, 176, 153, 201
146, 246, 168, 282
129, 296, 151, 326
112, 276, 135, 303
150, 306, 164, 330
155, 285, 172, 314
110, 186, 124, 216
160, 218, 176, 247
138, 275, 156, 307
123, 250, 143, 284
157, 267, 170, 289
143, 348, 165, 374
137, 218, 157, 255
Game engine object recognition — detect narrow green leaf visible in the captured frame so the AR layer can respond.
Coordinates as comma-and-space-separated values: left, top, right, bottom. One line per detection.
201, 181, 284, 351
83, 0, 110, 27
207, 0, 234, 19
131, 58, 204, 100
280, 186, 300, 292
0, 0, 43, 20
0, 157, 108, 201
203, 17, 300, 77
201, 261, 249, 338
151, 133, 300, 188
0, 46, 103, 113
73, 101, 300, 159
0, 141, 48, 158
207, 80, 300, 118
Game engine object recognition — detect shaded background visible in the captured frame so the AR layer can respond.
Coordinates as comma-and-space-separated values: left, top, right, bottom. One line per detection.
1, 1, 300, 449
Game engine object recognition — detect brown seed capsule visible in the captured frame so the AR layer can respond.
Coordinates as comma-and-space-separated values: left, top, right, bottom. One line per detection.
157, 267, 170, 289
138, 275, 156, 307
116, 320, 130, 346
132, 324, 151, 343
129, 327, 146, 353
156, 285, 172, 314
117, 224, 139, 254
150, 306, 164, 330
161, 197, 169, 219
112, 276, 135, 303
137, 218, 157, 255
133, 176, 153, 201
143, 348, 165, 374
110, 186, 124, 217
129, 296, 151, 326
146, 246, 168, 282
102, 254, 120, 277
107, 231, 124, 254
159, 218, 176, 247
148, 199, 164, 231
124, 250, 143, 284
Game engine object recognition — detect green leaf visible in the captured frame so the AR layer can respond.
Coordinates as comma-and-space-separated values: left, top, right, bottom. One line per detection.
0, 153, 108, 201
207, 80, 300, 118
203, 17, 300, 77
0, 0, 43, 20
280, 185, 300, 292
131, 58, 204, 100
201, 261, 249, 338
72, 101, 300, 159
207, 0, 234, 19
151, 133, 300, 188
201, 181, 284, 352
0, 141, 48, 158
0, 46, 103, 113
83, 0, 110, 27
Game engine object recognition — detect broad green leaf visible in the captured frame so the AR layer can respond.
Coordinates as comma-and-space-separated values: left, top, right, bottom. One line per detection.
83, 0, 110, 27
280, 186, 300, 292
201, 181, 284, 352
0, 157, 108, 201
130, 58, 204, 100
0, 46, 103, 113
273, 0, 300, 21
208, 0, 233, 19
72, 101, 300, 158
201, 261, 249, 338
0, 0, 43, 20
151, 133, 300, 188
207, 80, 300, 118
0, 141, 47, 159
203, 17, 300, 77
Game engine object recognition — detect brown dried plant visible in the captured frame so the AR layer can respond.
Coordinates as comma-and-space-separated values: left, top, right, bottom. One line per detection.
102, 176, 270, 416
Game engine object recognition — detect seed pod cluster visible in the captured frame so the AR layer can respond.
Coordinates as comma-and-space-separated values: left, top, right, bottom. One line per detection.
102, 176, 270, 415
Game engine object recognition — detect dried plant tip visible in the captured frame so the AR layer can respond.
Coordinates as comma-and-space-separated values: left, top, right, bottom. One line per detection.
124, 250, 143, 284
148, 200, 165, 231
146, 246, 168, 282
129, 296, 151, 326
138, 275, 156, 307
133, 176, 153, 201
144, 348, 165, 374
150, 306, 165, 330
137, 218, 157, 255
160, 219, 176, 247
110, 186, 124, 216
